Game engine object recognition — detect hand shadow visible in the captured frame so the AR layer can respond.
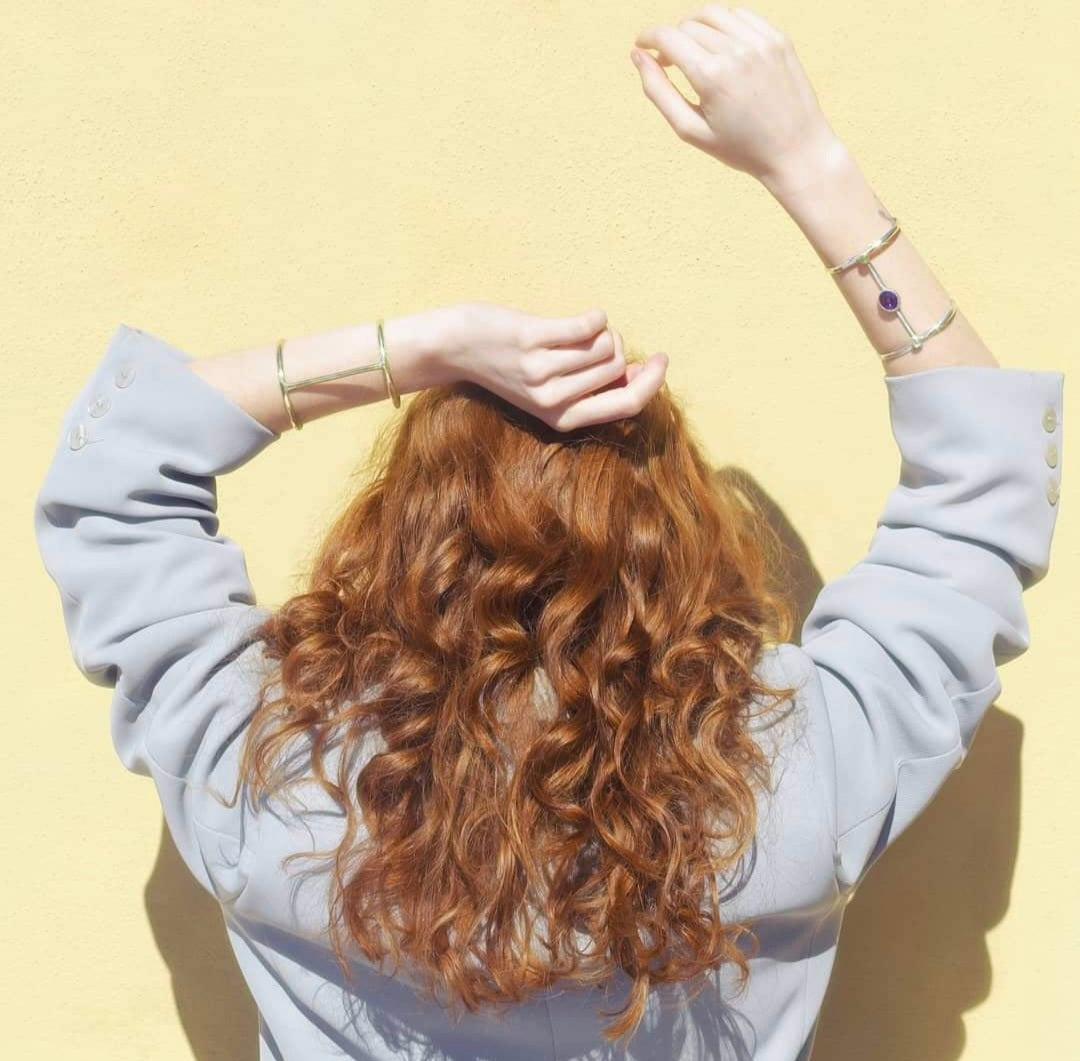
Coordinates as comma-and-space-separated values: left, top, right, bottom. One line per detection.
137, 464, 1020, 1061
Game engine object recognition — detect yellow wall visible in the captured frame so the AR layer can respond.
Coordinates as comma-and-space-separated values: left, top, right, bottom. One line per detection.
10, 3, 1076, 1058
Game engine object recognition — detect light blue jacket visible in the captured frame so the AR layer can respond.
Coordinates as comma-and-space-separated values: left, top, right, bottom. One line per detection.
34, 324, 1064, 1060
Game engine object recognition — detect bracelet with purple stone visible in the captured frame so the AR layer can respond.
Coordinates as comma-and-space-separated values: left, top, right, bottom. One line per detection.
825, 211, 959, 362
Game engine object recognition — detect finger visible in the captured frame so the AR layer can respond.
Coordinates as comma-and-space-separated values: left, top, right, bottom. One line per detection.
676, 18, 730, 54
529, 327, 616, 380
544, 328, 627, 406
687, 4, 758, 46
622, 351, 666, 385
523, 308, 607, 349
732, 6, 788, 47
547, 356, 626, 408
633, 24, 713, 90
727, 8, 774, 50
554, 353, 669, 431
630, 46, 713, 145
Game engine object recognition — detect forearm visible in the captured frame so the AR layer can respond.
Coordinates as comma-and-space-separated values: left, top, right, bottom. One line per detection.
761, 139, 1000, 376
188, 310, 456, 434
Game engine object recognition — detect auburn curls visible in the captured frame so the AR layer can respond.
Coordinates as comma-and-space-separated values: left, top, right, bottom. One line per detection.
226, 345, 801, 1044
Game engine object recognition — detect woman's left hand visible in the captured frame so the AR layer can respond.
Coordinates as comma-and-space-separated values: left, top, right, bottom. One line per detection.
441, 301, 669, 432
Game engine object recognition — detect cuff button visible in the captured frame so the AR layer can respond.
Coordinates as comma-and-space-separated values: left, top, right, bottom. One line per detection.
114, 363, 136, 389
1042, 406, 1058, 433
1046, 478, 1060, 506
88, 395, 111, 418
68, 423, 87, 450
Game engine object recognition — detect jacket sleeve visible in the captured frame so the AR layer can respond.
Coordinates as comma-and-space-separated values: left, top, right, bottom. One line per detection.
33, 324, 283, 904
780, 364, 1064, 895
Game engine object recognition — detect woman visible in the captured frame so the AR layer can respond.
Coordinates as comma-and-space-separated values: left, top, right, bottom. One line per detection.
34, 6, 1063, 1060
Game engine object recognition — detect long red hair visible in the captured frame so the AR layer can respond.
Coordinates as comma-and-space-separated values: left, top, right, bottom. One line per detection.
225, 349, 799, 1043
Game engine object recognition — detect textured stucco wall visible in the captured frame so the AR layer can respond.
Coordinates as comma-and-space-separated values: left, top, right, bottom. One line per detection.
9, 3, 1077, 1058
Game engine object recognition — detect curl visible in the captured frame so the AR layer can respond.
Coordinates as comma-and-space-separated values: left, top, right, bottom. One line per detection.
220, 346, 800, 1045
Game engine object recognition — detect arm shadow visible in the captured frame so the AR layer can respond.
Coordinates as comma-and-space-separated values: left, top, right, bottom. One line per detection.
136, 465, 1020, 1061
144, 825, 258, 1061
718, 465, 1022, 1061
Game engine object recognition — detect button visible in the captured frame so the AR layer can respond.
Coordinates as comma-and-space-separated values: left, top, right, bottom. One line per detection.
1046, 478, 1060, 506
68, 423, 87, 450
1045, 441, 1059, 468
87, 395, 111, 418
114, 362, 136, 388
1042, 406, 1057, 433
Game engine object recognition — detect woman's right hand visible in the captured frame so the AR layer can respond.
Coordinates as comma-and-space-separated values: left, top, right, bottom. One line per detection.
631, 5, 844, 193
440, 302, 669, 432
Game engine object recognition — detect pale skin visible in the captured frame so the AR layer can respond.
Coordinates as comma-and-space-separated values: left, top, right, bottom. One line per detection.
192, 4, 997, 433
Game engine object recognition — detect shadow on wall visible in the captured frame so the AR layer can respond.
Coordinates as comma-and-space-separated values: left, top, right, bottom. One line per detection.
141, 466, 1021, 1061
145, 831, 258, 1060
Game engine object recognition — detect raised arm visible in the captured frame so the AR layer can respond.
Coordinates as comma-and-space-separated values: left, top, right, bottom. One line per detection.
187, 302, 669, 436
31, 301, 669, 904
632, 4, 998, 375
632, 5, 1063, 893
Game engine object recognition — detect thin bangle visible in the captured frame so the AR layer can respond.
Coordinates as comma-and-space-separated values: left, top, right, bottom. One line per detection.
276, 338, 301, 430
275, 319, 402, 431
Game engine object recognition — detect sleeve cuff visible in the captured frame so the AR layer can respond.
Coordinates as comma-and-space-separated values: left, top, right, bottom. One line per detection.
882, 364, 1065, 589
61, 323, 282, 475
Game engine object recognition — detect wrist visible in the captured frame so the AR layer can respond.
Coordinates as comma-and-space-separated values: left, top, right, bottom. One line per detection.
380, 307, 462, 393
757, 140, 894, 273
758, 133, 854, 203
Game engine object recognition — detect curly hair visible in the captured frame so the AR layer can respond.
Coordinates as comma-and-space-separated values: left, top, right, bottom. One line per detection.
223, 347, 800, 1044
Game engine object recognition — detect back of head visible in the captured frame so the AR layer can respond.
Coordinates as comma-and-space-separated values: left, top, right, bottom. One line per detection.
232, 354, 800, 1044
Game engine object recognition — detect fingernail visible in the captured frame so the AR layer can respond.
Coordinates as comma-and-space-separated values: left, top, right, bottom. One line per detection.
630, 49, 642, 67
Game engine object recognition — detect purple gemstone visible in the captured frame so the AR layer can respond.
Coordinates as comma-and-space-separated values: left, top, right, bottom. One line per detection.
878, 289, 900, 312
